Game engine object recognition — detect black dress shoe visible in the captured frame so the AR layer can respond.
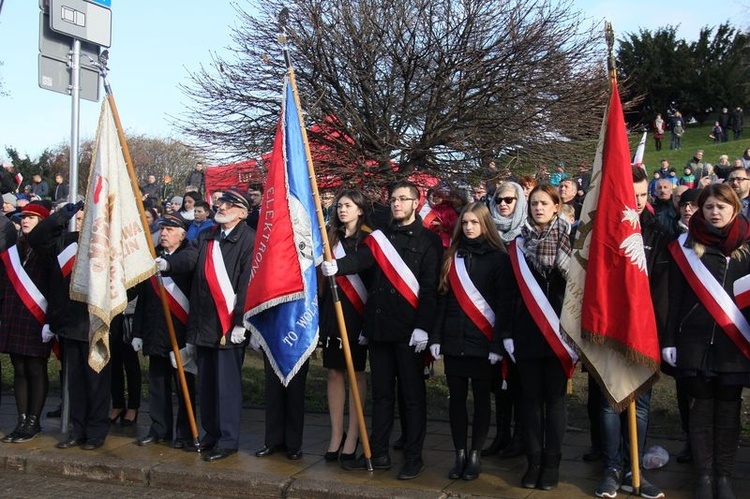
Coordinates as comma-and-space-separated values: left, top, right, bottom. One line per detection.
82, 438, 105, 450
57, 437, 86, 449
397, 457, 425, 480
192, 439, 216, 453
287, 449, 303, 460
341, 453, 391, 471
137, 434, 164, 446
202, 447, 237, 462
255, 445, 277, 457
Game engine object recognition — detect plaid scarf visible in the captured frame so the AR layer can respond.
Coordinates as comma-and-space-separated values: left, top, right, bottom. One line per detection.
520, 215, 572, 278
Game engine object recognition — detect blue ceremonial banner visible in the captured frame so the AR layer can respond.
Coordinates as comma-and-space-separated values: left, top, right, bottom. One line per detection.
243, 78, 323, 386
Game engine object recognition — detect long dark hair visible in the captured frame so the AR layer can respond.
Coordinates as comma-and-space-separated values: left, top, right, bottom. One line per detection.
328, 189, 371, 247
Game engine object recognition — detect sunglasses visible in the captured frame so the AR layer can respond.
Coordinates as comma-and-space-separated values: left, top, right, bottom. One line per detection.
495, 196, 517, 205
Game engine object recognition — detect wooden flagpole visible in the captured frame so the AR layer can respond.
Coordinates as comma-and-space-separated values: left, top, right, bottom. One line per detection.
98, 68, 200, 448
606, 21, 641, 495
278, 8, 373, 470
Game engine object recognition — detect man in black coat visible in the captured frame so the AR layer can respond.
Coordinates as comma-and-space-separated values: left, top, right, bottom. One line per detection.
186, 189, 255, 462
52, 173, 69, 203
185, 162, 206, 196
323, 180, 443, 480
132, 214, 198, 449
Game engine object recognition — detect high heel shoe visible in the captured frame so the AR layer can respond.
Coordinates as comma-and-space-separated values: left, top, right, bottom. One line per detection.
324, 432, 346, 462
339, 438, 359, 463
121, 409, 138, 427
109, 409, 125, 424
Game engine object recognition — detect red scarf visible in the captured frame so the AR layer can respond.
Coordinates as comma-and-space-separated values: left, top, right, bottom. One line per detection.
688, 211, 750, 256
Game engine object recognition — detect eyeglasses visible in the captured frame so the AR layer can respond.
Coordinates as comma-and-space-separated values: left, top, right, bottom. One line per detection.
388, 196, 417, 204
729, 177, 750, 183
495, 197, 517, 205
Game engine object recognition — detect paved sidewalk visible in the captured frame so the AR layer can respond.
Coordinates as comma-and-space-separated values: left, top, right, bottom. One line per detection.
0, 397, 747, 498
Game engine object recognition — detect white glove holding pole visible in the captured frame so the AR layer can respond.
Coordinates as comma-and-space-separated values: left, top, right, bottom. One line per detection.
155, 257, 169, 272
488, 352, 502, 365
409, 328, 428, 353
41, 324, 54, 343
131, 337, 143, 352
321, 260, 338, 277
661, 347, 677, 367
503, 338, 516, 363
230, 326, 247, 344
249, 332, 262, 352
429, 343, 441, 360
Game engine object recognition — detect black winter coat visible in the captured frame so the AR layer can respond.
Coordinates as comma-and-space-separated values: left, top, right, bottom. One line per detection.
430, 237, 514, 358
133, 240, 198, 356
664, 238, 750, 374
336, 217, 443, 342
26, 211, 89, 342
186, 223, 255, 348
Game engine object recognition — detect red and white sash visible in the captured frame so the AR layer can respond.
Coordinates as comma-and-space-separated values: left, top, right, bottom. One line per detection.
448, 253, 495, 340
0, 245, 46, 324
734, 274, 750, 310
363, 230, 419, 308
57, 242, 77, 278
333, 241, 367, 314
204, 239, 236, 337
418, 202, 438, 228
509, 239, 577, 377
669, 234, 750, 359
149, 275, 190, 326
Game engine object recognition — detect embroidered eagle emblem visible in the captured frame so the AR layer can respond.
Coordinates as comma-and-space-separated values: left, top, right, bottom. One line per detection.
620, 207, 647, 272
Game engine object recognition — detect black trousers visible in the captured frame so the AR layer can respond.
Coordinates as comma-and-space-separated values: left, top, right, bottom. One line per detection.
197, 346, 244, 450
263, 355, 309, 451
368, 340, 426, 461
517, 358, 567, 456
110, 315, 141, 410
146, 355, 196, 440
63, 337, 111, 440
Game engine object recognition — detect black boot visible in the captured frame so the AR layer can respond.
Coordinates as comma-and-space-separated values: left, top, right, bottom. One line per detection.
538, 451, 561, 490
482, 390, 511, 456
522, 453, 541, 489
498, 416, 525, 460
714, 399, 740, 499
12, 414, 41, 443
689, 398, 714, 499
2, 414, 26, 443
448, 449, 466, 479
462, 450, 481, 480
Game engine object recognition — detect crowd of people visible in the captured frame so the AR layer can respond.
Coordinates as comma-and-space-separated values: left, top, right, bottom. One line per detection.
0, 136, 749, 499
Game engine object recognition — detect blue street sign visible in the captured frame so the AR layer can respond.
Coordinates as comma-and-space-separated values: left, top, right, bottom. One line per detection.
86, 0, 111, 7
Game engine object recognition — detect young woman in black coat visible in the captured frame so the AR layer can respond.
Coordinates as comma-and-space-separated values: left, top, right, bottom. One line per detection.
664, 183, 750, 499
429, 202, 515, 480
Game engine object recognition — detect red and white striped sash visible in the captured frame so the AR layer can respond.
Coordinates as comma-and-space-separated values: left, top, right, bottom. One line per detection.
419, 203, 438, 228
333, 241, 367, 314
509, 239, 577, 377
669, 234, 750, 360
734, 274, 750, 310
1, 245, 46, 324
363, 230, 419, 308
204, 239, 236, 337
448, 253, 495, 340
57, 242, 77, 278
149, 275, 190, 326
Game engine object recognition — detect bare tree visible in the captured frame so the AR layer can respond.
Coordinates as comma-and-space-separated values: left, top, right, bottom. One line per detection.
176, 0, 608, 187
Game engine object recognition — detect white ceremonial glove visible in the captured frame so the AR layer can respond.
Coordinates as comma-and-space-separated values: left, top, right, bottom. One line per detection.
249, 332, 262, 352
503, 338, 516, 363
409, 328, 429, 353
488, 352, 502, 365
154, 257, 169, 272
321, 260, 338, 277
357, 333, 368, 346
41, 324, 54, 343
185, 343, 197, 357
429, 344, 441, 360
661, 347, 677, 367
131, 337, 143, 352
230, 326, 247, 344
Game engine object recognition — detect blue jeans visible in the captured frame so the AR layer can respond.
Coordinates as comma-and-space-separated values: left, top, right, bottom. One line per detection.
600, 388, 651, 471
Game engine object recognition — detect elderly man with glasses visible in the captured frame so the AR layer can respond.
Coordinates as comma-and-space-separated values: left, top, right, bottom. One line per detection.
726, 166, 750, 217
